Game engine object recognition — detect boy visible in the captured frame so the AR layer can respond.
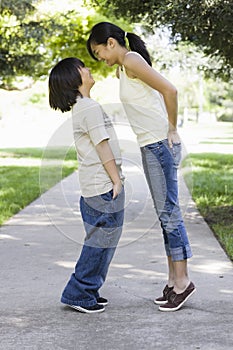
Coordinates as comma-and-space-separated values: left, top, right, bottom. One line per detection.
49, 57, 125, 313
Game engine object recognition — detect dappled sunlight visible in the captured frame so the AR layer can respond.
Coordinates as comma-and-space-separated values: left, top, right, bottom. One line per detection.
111, 263, 167, 279
220, 289, 233, 295
130, 268, 166, 277
123, 274, 137, 279
122, 270, 167, 280
38, 0, 94, 16
119, 230, 154, 243
0, 233, 21, 240
111, 263, 134, 269
191, 261, 232, 274
1, 316, 29, 328
54, 260, 75, 269
123, 165, 142, 173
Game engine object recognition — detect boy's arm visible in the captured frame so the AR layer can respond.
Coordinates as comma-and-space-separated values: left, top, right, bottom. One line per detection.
96, 139, 122, 199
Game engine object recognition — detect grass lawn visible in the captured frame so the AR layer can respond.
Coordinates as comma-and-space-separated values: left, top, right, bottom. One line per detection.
1, 138, 233, 262
183, 153, 233, 261
0, 147, 77, 225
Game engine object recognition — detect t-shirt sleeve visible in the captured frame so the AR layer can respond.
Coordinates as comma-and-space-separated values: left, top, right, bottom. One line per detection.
83, 102, 109, 146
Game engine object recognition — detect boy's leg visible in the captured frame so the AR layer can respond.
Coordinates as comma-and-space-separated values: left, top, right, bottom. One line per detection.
82, 188, 125, 297
61, 245, 115, 307
61, 188, 124, 307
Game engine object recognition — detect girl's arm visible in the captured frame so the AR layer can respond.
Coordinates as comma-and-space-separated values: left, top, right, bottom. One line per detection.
123, 53, 180, 147
96, 139, 122, 198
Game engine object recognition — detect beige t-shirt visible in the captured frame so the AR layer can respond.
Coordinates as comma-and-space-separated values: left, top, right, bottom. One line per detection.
72, 97, 124, 197
119, 53, 168, 147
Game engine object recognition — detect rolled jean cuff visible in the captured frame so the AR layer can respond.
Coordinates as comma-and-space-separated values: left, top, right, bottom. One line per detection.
165, 244, 193, 261
61, 295, 97, 308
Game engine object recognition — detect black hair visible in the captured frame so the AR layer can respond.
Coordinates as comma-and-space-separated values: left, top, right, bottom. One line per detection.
48, 57, 85, 113
87, 22, 152, 66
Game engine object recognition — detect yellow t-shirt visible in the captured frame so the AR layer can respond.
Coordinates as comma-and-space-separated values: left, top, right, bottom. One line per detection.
119, 54, 168, 147
72, 97, 124, 197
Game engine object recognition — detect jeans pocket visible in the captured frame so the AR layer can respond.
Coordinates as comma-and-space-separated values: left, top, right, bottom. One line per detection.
82, 190, 115, 218
172, 142, 182, 167
101, 189, 113, 201
82, 197, 101, 216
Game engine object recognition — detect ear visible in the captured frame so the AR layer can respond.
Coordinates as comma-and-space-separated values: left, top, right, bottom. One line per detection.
107, 37, 116, 48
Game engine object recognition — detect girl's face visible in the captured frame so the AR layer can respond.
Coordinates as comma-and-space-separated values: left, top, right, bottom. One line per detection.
91, 40, 117, 66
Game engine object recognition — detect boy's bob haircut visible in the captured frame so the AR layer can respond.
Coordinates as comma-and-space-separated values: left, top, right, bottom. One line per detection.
49, 57, 85, 113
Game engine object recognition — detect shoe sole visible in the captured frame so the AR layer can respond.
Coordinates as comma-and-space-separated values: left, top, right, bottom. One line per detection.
68, 304, 105, 314
98, 301, 108, 306
159, 288, 196, 312
154, 299, 168, 305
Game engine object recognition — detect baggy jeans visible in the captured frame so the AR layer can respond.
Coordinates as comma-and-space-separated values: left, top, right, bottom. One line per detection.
140, 139, 192, 261
61, 188, 125, 307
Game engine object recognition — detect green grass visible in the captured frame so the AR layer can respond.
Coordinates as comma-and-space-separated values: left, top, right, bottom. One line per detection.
1, 145, 233, 262
183, 153, 233, 261
200, 141, 233, 145
0, 147, 77, 225
0, 147, 77, 160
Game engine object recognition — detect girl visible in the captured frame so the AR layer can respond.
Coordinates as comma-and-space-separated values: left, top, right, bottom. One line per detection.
87, 22, 196, 312
49, 57, 125, 313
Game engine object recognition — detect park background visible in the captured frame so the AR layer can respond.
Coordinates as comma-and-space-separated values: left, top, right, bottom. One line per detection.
0, 0, 232, 260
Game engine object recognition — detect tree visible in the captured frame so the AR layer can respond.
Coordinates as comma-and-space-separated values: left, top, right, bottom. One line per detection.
0, 0, 35, 17
0, 0, 130, 89
0, 0, 57, 89
92, 0, 233, 80
46, 10, 118, 78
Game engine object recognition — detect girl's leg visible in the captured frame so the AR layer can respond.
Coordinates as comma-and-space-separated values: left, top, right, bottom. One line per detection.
141, 141, 192, 291
172, 260, 190, 293
166, 257, 189, 293
167, 256, 175, 287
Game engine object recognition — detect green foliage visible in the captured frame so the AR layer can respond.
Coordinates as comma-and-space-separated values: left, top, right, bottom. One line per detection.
183, 153, 233, 260
217, 110, 233, 123
94, 0, 233, 80
46, 10, 116, 77
0, 0, 131, 89
0, 147, 77, 160
0, 0, 35, 18
44, 3, 132, 77
0, 166, 41, 223
0, 164, 77, 225
204, 78, 233, 119
28, 92, 46, 104
0, 0, 56, 88
0, 147, 78, 225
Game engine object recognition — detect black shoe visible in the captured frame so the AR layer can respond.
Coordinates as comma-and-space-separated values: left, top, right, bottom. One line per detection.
97, 297, 108, 306
154, 285, 174, 305
159, 282, 196, 312
69, 303, 105, 314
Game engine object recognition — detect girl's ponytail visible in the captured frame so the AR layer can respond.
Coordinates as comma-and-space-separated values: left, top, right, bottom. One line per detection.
126, 32, 152, 66
87, 22, 152, 66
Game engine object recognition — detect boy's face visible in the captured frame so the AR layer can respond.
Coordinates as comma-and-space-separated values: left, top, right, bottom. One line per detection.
79, 67, 95, 89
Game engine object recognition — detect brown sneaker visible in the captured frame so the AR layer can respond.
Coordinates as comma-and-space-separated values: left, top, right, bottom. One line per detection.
154, 285, 174, 305
159, 282, 196, 312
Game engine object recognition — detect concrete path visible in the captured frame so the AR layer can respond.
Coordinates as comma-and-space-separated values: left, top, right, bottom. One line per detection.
0, 148, 233, 350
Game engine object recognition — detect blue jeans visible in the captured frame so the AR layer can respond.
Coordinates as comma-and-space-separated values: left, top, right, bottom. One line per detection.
140, 139, 192, 261
61, 188, 125, 307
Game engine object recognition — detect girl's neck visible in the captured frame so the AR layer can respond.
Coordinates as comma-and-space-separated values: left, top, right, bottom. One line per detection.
117, 47, 129, 66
